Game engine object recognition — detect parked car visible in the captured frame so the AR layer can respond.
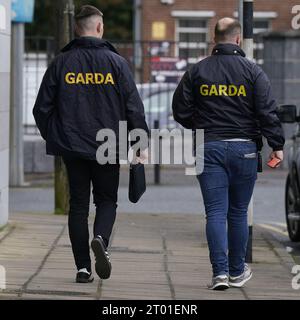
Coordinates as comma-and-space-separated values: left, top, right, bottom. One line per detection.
137, 83, 178, 129
278, 104, 300, 241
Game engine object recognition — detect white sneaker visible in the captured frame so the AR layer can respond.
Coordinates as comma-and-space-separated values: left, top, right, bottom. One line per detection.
208, 274, 230, 290
229, 264, 252, 288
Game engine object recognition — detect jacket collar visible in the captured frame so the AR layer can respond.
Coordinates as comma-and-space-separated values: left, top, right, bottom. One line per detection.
61, 36, 119, 55
212, 43, 245, 57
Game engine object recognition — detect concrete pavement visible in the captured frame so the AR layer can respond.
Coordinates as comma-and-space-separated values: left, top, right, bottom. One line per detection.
0, 211, 299, 300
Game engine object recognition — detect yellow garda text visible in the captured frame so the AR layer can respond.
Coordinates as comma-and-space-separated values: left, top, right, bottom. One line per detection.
200, 84, 246, 97
65, 72, 115, 85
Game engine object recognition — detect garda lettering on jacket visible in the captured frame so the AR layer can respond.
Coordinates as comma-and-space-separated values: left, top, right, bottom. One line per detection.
200, 84, 246, 97
65, 72, 115, 85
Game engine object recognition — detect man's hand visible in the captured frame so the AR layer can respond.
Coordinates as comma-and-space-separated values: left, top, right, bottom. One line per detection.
136, 148, 149, 164
269, 150, 284, 167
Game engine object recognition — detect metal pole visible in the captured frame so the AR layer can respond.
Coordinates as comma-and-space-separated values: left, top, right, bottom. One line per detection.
243, 0, 254, 263
133, 0, 142, 82
246, 199, 253, 262
243, 0, 254, 60
238, 0, 243, 39
9, 22, 25, 187
154, 120, 161, 185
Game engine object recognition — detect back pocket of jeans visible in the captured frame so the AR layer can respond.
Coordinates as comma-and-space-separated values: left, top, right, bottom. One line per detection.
231, 143, 257, 178
239, 153, 258, 178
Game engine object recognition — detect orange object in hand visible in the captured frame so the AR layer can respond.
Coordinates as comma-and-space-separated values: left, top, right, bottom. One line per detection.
267, 157, 282, 168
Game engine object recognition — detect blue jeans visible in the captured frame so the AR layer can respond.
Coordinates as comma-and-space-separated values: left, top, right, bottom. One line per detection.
197, 141, 257, 277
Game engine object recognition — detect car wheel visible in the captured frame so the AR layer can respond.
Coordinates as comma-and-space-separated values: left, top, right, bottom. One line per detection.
285, 174, 300, 242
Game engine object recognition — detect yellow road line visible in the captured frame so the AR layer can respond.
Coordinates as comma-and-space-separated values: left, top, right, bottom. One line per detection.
258, 223, 288, 237
271, 222, 287, 228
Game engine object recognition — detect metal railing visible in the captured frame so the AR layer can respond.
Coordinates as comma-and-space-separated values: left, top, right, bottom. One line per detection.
24, 36, 55, 135
23, 38, 263, 135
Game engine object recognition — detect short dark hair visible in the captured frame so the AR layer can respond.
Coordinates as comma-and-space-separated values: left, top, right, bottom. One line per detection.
75, 5, 103, 34
75, 5, 103, 21
215, 19, 241, 41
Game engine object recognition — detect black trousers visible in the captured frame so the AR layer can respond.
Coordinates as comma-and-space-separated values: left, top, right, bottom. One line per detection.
63, 157, 120, 272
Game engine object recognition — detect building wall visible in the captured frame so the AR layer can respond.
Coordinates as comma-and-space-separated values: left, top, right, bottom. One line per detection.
0, 0, 10, 227
142, 0, 296, 41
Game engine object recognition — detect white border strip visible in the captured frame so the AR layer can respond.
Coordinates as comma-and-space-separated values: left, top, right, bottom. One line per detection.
171, 10, 215, 18
233, 11, 278, 19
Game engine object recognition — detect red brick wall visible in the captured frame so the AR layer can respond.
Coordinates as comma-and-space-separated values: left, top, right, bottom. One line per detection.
141, 0, 297, 42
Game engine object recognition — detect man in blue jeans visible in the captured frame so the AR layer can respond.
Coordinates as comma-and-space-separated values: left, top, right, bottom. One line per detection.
172, 18, 285, 290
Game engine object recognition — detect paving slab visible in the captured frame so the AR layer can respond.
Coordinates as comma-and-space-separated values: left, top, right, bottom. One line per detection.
0, 212, 299, 300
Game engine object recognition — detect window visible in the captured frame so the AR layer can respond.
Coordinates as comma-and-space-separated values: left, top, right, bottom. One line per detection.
254, 19, 270, 32
175, 18, 209, 64
232, 11, 276, 64
253, 19, 271, 64
178, 19, 207, 28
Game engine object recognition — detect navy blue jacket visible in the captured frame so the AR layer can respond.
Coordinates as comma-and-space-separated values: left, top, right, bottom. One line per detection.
172, 43, 285, 151
33, 37, 148, 160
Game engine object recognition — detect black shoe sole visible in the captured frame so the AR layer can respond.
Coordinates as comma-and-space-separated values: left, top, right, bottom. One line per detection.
91, 237, 111, 280
213, 284, 230, 291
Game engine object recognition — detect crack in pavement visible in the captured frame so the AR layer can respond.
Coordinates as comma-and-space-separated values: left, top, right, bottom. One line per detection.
20, 223, 67, 298
0, 225, 16, 244
95, 279, 103, 300
2, 288, 94, 298
261, 229, 294, 273
161, 232, 176, 300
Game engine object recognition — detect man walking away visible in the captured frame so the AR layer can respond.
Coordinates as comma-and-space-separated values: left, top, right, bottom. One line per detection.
172, 18, 285, 290
33, 5, 148, 283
